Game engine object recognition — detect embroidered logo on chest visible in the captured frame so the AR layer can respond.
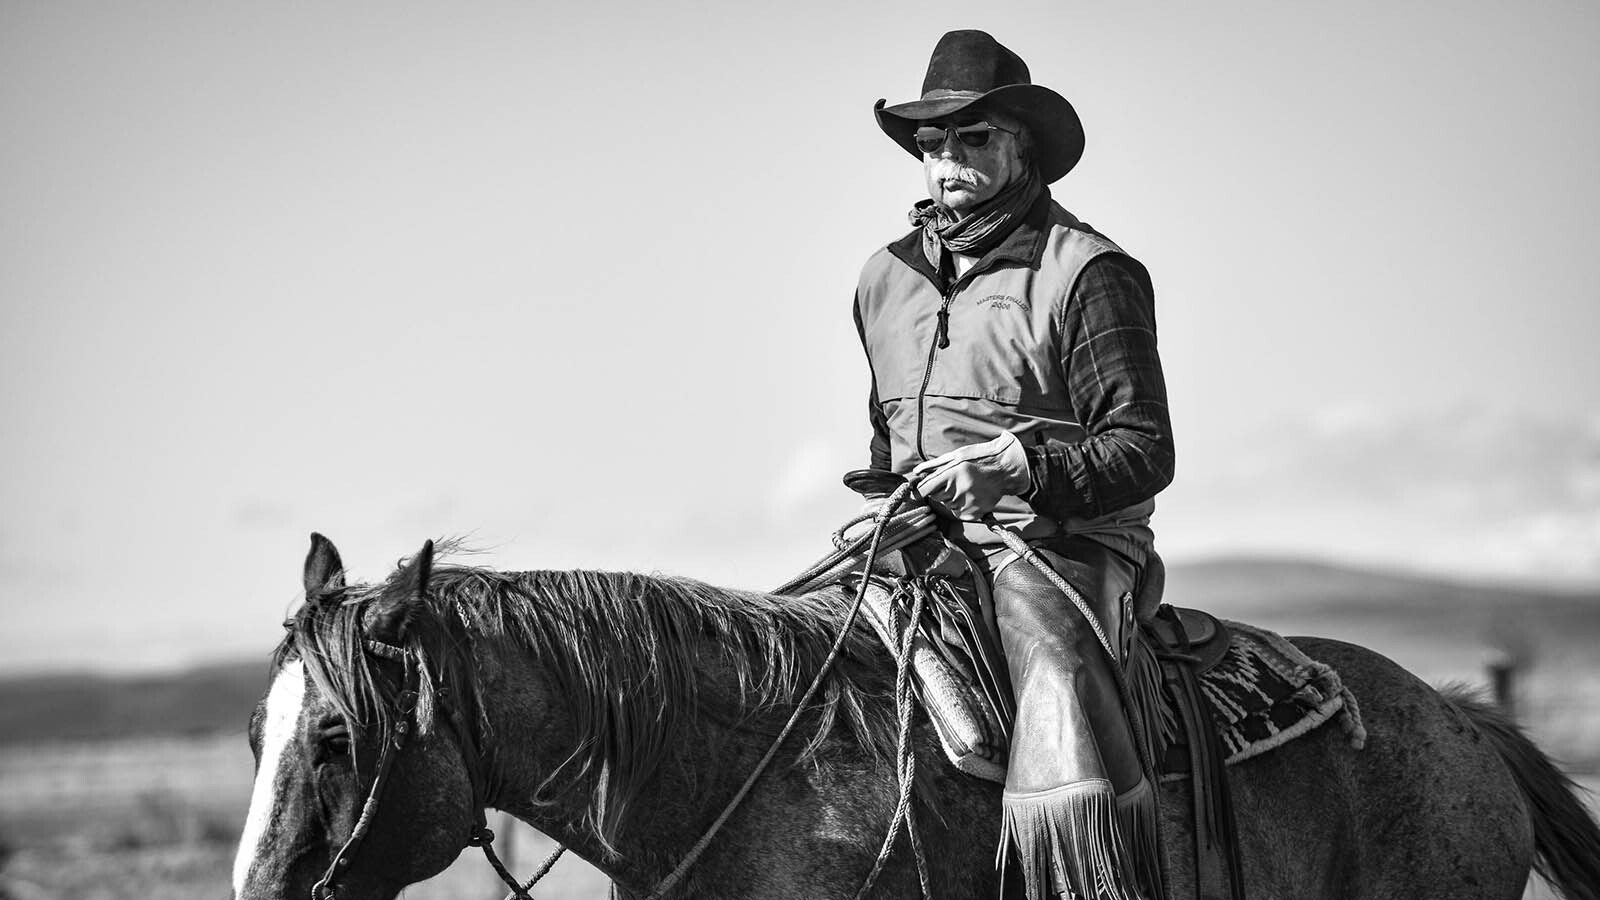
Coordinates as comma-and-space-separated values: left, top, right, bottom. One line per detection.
975, 293, 1031, 313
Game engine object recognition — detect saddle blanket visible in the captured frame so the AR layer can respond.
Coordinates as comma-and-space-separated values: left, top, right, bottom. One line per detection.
853, 581, 1367, 784
1153, 620, 1367, 782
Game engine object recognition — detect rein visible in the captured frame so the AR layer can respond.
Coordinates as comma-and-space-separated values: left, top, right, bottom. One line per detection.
311, 490, 924, 900
629, 479, 927, 900
540, 483, 930, 900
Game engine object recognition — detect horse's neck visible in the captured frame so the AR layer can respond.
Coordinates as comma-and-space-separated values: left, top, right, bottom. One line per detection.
480, 627, 870, 883
476, 636, 787, 881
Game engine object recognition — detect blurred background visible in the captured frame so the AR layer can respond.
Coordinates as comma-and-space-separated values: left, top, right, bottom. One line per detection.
2, 1, 1596, 897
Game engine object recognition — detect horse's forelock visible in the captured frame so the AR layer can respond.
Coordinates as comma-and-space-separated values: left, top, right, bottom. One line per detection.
274, 585, 448, 746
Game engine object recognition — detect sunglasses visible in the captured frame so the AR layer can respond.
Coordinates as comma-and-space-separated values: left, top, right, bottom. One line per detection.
913, 122, 1018, 153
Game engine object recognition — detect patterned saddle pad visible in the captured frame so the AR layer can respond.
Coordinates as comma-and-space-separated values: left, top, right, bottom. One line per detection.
1153, 620, 1367, 780
851, 578, 1366, 784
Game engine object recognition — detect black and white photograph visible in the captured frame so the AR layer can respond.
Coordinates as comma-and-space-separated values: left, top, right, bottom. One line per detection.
2, 2, 1597, 898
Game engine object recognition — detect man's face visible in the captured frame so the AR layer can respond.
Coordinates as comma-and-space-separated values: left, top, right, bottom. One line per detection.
921, 109, 1028, 216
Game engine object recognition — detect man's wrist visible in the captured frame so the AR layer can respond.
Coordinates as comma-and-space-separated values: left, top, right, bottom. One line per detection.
1022, 444, 1047, 501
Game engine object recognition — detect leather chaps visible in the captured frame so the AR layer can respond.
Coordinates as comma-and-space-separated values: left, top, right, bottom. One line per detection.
991, 537, 1160, 900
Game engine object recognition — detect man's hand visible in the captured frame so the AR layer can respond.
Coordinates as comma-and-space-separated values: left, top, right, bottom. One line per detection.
910, 431, 1031, 520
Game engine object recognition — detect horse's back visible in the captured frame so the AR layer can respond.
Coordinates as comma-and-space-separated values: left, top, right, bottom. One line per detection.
1170, 635, 1535, 900
743, 633, 1539, 899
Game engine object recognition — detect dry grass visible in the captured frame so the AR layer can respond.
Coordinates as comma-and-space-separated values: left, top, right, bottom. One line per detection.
0, 735, 612, 899
3, 844, 236, 900
0, 824, 609, 900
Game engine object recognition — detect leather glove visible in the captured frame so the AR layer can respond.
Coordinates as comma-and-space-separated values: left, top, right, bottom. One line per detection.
909, 431, 1031, 521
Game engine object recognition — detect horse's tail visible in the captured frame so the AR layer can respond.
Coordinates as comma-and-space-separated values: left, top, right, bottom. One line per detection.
1441, 684, 1600, 900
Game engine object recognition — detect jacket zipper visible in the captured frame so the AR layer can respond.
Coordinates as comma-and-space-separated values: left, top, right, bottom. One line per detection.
911, 251, 1001, 460
914, 287, 956, 461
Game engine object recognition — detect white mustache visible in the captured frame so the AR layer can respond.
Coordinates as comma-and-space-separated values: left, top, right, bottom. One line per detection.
928, 159, 982, 186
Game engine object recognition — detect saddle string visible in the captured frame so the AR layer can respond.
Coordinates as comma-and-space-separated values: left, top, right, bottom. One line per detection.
898, 583, 934, 900
852, 574, 934, 899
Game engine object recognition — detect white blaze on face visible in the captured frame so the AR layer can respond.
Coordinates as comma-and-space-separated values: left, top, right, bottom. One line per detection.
232, 659, 307, 895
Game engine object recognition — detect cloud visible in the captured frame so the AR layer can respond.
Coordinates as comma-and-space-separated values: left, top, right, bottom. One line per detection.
1446, 506, 1600, 584
0, 553, 81, 589
232, 499, 294, 529
391, 494, 460, 530
767, 437, 858, 518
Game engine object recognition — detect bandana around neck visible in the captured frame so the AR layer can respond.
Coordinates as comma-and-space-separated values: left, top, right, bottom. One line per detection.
910, 166, 1045, 271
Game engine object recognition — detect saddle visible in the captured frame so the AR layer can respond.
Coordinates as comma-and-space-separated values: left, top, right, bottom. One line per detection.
1136, 603, 1245, 900
778, 474, 1247, 900
1147, 603, 1232, 674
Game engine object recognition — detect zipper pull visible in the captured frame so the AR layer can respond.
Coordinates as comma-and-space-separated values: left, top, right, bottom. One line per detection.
936, 306, 950, 349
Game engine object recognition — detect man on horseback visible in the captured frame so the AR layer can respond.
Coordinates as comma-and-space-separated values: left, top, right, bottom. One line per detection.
854, 30, 1174, 900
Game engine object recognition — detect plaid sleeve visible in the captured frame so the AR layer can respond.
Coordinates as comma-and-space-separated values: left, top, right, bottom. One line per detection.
853, 292, 892, 471
1024, 255, 1175, 519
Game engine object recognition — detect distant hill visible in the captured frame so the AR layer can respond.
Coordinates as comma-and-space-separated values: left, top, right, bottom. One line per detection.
1166, 556, 1598, 616
0, 659, 270, 745
1166, 556, 1600, 682
0, 558, 1594, 745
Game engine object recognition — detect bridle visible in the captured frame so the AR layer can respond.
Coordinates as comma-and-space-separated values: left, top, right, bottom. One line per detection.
308, 634, 528, 900
308, 637, 420, 900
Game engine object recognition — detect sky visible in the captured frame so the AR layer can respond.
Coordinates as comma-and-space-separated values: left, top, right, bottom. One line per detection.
2, 0, 1597, 674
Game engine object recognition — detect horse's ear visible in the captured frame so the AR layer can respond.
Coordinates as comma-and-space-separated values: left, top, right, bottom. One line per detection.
303, 532, 346, 599
365, 539, 434, 645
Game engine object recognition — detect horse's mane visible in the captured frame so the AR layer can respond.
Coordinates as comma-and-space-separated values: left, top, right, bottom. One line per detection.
276, 550, 898, 852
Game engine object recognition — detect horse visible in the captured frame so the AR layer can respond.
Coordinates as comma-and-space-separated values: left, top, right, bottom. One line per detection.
230, 534, 1600, 899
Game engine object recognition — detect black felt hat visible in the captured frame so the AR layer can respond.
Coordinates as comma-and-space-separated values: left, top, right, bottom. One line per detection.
875, 30, 1084, 183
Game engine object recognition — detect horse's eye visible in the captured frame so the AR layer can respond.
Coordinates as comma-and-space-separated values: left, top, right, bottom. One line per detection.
318, 724, 352, 762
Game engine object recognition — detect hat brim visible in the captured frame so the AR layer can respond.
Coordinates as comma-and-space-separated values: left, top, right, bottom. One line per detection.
874, 84, 1084, 183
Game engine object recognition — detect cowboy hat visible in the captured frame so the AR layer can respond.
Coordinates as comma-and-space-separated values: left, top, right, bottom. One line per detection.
875, 30, 1084, 183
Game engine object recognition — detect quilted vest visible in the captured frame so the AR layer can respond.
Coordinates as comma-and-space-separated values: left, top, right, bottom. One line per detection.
856, 201, 1155, 547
